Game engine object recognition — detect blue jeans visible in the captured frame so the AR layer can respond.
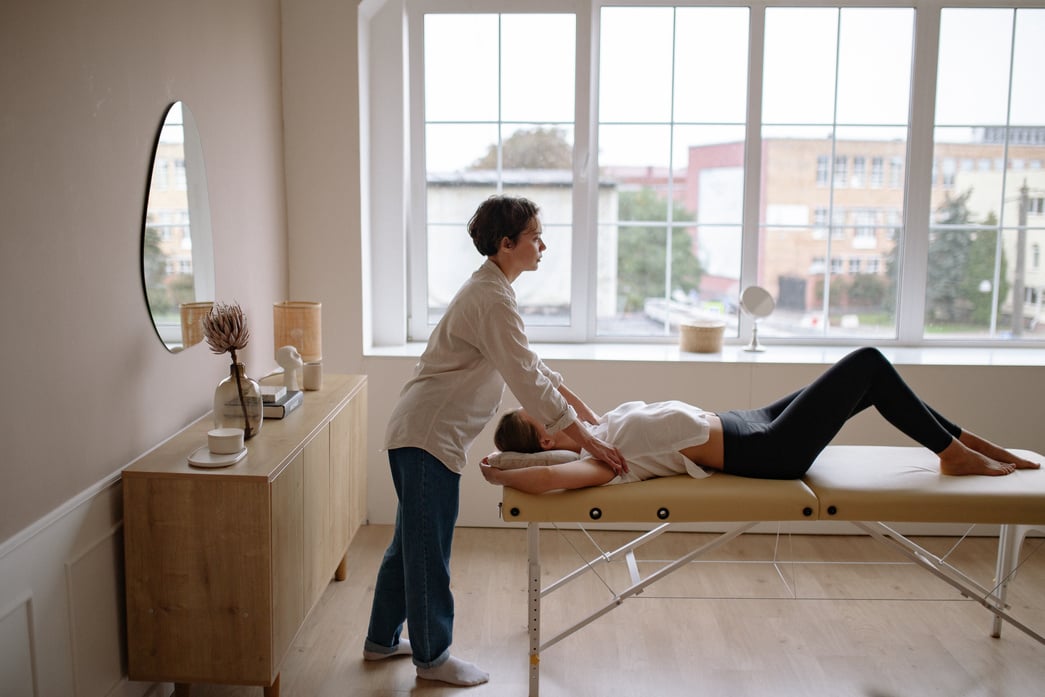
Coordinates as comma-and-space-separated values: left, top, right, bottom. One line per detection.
365, 447, 461, 668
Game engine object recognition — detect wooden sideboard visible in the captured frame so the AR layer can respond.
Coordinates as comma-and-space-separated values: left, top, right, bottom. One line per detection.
123, 373, 367, 696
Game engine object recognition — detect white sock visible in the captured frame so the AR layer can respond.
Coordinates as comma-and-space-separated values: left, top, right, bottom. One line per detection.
417, 655, 490, 686
363, 638, 412, 661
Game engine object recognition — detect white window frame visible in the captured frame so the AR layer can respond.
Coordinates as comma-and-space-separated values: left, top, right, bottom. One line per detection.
361, 0, 1045, 348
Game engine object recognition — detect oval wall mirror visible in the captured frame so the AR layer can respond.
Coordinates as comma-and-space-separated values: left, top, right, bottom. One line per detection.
141, 101, 215, 352
740, 285, 775, 352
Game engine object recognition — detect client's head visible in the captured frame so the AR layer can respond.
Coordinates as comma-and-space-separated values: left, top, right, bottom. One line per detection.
494, 409, 543, 453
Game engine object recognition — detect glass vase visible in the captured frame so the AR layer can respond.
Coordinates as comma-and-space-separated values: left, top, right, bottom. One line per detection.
213, 362, 263, 440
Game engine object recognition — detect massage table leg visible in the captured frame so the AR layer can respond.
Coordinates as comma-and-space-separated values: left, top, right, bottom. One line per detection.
528, 523, 541, 697
853, 522, 1045, 644
524, 521, 758, 697
992, 524, 1044, 638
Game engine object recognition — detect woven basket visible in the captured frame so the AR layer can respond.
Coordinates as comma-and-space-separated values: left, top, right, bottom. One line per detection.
679, 320, 726, 353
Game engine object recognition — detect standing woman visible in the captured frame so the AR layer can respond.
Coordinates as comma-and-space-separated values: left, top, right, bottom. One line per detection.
363, 195, 626, 686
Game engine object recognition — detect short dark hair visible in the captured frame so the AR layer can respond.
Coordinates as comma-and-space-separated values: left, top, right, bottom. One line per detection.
494, 409, 542, 453
467, 195, 540, 257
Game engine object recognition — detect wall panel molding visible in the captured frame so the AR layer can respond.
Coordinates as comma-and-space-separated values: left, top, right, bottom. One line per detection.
0, 594, 38, 697
0, 478, 154, 697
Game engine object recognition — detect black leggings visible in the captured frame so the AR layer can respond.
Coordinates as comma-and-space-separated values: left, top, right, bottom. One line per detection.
718, 347, 962, 480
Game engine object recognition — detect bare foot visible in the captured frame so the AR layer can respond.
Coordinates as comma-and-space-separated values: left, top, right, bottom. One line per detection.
997, 452, 1043, 470
939, 440, 1015, 476
958, 432, 1042, 471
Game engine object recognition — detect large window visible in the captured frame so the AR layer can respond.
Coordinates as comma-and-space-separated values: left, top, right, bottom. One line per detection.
375, 1, 1045, 346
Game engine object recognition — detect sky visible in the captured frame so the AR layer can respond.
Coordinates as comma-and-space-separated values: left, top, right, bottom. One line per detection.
421, 6, 1045, 173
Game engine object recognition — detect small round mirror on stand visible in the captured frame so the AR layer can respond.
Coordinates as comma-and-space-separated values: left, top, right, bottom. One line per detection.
740, 286, 775, 352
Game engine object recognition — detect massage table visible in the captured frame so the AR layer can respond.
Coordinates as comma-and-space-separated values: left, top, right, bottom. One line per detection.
499, 445, 1045, 697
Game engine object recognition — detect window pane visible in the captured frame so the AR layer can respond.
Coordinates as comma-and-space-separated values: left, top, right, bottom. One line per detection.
763, 8, 838, 124
835, 9, 913, 125
679, 126, 746, 226
501, 15, 575, 122
673, 8, 749, 123
426, 123, 499, 174
599, 7, 675, 123
759, 7, 909, 340
599, 124, 671, 173
422, 12, 576, 332
1011, 9, 1045, 125
424, 15, 499, 122
427, 222, 476, 320
600, 221, 669, 336
597, 7, 748, 338
930, 9, 1045, 341
924, 225, 1004, 338
690, 224, 742, 335
935, 9, 1012, 126
514, 223, 572, 326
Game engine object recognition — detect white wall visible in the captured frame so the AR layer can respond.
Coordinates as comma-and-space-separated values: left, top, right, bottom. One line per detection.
282, 0, 366, 377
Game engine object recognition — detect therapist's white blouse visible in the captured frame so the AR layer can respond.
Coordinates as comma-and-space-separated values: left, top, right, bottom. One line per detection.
384, 259, 577, 474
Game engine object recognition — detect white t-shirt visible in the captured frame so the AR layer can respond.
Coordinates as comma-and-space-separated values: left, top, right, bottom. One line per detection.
384, 259, 577, 473
580, 400, 713, 484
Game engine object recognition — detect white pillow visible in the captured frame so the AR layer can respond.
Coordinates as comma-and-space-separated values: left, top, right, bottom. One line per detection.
487, 449, 580, 470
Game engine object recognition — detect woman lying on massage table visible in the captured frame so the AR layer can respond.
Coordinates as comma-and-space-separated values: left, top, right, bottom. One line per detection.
481, 347, 1041, 495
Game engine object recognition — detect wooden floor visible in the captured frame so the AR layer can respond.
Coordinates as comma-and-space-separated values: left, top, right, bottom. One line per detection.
185, 524, 1045, 697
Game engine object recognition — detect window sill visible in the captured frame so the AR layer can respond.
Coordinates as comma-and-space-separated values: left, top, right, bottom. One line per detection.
365, 342, 1045, 367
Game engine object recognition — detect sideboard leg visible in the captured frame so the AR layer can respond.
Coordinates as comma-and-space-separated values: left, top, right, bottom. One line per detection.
173, 684, 191, 697
334, 551, 349, 581
263, 673, 281, 697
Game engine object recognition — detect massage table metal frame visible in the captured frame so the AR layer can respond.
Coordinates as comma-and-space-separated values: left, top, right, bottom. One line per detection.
500, 446, 1045, 697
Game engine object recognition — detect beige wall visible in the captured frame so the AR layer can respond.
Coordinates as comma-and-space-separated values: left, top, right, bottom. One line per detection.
282, 0, 365, 379
0, 0, 287, 542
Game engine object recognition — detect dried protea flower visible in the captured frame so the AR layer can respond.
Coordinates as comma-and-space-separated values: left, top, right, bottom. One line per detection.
203, 302, 251, 361
203, 302, 256, 439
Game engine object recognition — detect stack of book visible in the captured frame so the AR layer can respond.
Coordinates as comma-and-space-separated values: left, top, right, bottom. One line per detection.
260, 385, 286, 403
263, 389, 303, 419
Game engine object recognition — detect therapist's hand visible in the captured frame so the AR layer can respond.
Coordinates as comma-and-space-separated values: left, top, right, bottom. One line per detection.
562, 420, 627, 475
583, 436, 628, 476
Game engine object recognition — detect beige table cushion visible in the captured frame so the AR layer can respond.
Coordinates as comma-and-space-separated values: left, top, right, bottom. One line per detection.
803, 445, 1045, 524
501, 472, 819, 523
